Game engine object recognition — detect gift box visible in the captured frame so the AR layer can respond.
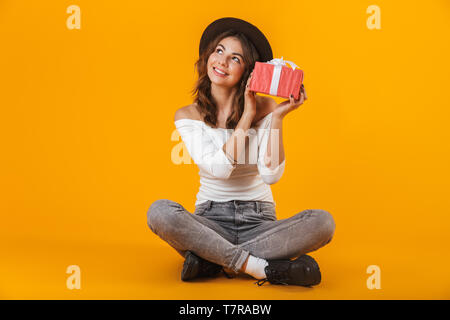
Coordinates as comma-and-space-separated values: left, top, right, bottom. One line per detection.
249, 57, 304, 100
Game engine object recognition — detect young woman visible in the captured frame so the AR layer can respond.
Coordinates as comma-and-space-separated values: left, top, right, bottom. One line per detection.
147, 18, 335, 286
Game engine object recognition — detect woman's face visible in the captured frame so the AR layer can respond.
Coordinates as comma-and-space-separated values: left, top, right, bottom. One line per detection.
207, 36, 246, 88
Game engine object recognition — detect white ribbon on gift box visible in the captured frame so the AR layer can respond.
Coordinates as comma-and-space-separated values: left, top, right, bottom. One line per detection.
266, 57, 299, 96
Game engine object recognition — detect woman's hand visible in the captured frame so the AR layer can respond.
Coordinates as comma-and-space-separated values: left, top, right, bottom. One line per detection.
243, 71, 257, 116
272, 84, 308, 120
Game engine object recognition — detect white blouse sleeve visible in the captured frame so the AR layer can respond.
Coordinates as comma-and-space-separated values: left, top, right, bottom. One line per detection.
256, 113, 286, 185
175, 119, 236, 179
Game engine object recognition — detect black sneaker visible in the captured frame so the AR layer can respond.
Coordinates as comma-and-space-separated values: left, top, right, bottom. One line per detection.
255, 255, 321, 286
181, 251, 223, 281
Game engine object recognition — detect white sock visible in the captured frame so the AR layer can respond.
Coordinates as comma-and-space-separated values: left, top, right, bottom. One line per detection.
244, 255, 268, 280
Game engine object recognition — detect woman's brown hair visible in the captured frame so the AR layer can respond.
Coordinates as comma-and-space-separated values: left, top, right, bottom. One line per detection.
191, 30, 260, 129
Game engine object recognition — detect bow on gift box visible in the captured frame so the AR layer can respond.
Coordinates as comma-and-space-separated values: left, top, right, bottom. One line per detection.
266, 57, 299, 96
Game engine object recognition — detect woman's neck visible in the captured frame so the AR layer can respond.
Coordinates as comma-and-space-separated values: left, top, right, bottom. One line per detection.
210, 83, 237, 117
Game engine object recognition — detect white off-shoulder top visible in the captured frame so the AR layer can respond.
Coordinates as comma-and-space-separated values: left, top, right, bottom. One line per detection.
174, 112, 285, 206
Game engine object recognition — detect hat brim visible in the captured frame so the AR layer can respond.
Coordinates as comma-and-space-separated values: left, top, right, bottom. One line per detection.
199, 17, 273, 63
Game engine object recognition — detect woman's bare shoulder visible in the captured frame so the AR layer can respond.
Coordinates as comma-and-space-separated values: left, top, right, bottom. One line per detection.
174, 103, 203, 122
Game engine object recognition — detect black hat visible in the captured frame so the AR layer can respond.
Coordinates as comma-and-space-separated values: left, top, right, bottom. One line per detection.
199, 17, 273, 62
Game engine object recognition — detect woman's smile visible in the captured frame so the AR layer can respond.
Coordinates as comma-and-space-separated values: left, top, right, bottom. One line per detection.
213, 67, 228, 77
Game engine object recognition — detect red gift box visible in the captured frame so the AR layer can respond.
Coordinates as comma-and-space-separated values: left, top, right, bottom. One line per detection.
249, 58, 304, 100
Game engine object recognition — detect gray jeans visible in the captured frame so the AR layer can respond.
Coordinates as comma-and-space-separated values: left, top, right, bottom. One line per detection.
147, 199, 335, 274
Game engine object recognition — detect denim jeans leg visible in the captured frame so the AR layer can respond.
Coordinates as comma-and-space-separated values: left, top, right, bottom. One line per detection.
147, 199, 250, 273
239, 209, 336, 260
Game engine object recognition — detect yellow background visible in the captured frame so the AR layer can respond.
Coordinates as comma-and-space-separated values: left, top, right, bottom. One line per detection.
1, 0, 449, 299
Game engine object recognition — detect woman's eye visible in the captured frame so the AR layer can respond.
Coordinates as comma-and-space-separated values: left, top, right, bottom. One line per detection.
216, 48, 240, 63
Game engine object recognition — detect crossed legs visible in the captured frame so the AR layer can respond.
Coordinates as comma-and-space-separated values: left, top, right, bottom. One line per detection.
147, 199, 335, 273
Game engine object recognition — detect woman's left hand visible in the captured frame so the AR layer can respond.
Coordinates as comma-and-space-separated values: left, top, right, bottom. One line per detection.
272, 84, 308, 119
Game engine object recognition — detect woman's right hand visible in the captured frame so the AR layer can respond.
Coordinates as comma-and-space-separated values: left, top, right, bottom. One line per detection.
243, 71, 257, 116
